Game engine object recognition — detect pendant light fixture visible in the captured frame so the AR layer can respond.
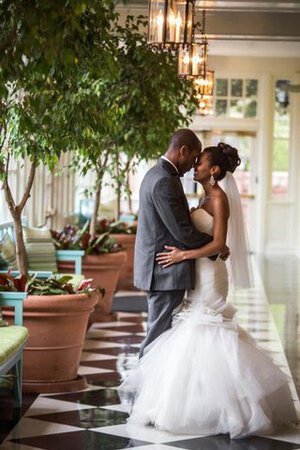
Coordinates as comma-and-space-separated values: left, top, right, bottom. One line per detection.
147, 0, 194, 49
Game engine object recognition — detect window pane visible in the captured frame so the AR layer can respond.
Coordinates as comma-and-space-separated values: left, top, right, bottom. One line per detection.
229, 99, 243, 118
271, 172, 288, 199
216, 99, 227, 116
272, 139, 289, 171
274, 110, 290, 139
231, 79, 243, 97
245, 99, 257, 118
245, 79, 258, 97
216, 79, 228, 96
271, 79, 290, 199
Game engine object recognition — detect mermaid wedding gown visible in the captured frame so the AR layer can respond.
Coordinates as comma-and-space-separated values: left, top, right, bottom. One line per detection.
118, 208, 298, 439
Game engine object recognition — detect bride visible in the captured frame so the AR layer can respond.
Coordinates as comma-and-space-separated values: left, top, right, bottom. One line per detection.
118, 142, 298, 439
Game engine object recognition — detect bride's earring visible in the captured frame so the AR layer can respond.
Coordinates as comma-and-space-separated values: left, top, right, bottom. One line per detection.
210, 174, 216, 186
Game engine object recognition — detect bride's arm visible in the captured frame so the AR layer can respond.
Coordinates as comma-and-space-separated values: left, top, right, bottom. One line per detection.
156, 197, 229, 267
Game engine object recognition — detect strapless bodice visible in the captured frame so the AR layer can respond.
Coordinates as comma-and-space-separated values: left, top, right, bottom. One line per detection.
186, 206, 235, 319
191, 208, 213, 236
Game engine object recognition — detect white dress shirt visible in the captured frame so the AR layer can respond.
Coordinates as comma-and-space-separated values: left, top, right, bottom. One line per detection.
161, 156, 179, 174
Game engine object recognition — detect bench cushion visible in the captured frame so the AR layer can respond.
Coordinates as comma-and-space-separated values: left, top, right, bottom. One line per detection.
0, 326, 29, 365
24, 227, 58, 273
0, 233, 18, 270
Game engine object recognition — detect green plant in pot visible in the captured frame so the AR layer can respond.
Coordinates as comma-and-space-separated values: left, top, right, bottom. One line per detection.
97, 219, 137, 236
0, 0, 116, 392
0, 272, 95, 297
97, 219, 137, 290
51, 221, 123, 255
51, 222, 127, 321
1, 270, 101, 393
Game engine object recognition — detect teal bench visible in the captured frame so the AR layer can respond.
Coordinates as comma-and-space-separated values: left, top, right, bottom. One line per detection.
0, 221, 84, 275
0, 292, 28, 408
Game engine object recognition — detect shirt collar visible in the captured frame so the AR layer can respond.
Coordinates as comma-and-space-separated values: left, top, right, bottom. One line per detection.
161, 156, 179, 174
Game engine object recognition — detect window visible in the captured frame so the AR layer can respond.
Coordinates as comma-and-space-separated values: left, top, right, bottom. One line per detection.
271, 80, 290, 200
214, 78, 258, 118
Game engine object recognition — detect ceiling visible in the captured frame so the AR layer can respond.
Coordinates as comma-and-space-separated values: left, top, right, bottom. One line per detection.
117, 0, 300, 57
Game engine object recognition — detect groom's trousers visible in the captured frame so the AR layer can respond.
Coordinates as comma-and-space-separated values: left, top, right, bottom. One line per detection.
139, 289, 185, 358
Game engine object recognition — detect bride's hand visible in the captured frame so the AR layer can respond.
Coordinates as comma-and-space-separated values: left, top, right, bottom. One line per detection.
156, 245, 184, 268
219, 245, 230, 261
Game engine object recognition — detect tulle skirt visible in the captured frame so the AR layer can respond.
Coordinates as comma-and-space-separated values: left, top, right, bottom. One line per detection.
118, 303, 297, 439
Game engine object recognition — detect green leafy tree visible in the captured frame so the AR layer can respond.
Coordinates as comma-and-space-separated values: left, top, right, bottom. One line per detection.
75, 15, 198, 236
0, 0, 117, 275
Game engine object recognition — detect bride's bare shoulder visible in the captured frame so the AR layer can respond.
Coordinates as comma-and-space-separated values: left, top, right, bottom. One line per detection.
212, 188, 230, 216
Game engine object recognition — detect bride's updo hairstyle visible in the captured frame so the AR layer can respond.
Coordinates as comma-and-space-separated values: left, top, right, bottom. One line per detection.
202, 142, 241, 180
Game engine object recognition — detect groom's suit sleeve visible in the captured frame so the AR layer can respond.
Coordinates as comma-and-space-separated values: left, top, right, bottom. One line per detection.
152, 176, 213, 250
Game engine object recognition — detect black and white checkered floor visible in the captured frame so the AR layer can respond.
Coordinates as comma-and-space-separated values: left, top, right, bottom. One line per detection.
1, 267, 300, 450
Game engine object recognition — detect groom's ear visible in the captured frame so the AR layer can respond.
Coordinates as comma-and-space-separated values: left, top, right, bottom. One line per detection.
179, 145, 189, 156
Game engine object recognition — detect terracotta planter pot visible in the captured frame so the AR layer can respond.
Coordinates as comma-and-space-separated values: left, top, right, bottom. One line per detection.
3, 292, 98, 393
57, 252, 127, 322
113, 234, 136, 290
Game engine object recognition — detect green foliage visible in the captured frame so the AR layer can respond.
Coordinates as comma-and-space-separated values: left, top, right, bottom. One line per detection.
111, 16, 197, 161
71, 14, 198, 210
97, 219, 137, 234
0, 0, 118, 273
0, 272, 97, 296
51, 223, 123, 254
26, 274, 96, 296
0, 0, 116, 84
0, 2, 198, 260
0, 0, 118, 170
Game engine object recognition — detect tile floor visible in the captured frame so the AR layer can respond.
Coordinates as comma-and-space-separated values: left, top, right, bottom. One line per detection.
1, 258, 300, 449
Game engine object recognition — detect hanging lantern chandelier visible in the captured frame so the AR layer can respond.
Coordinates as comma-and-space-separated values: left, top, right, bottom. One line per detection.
193, 38, 214, 115
178, 43, 203, 77
178, 10, 215, 115
196, 94, 213, 116
147, 0, 194, 49
178, 10, 214, 84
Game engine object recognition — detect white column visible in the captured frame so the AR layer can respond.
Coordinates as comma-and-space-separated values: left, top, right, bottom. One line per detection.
50, 152, 76, 230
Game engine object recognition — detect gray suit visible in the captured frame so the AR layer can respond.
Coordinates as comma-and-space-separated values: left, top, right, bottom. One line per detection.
134, 158, 213, 357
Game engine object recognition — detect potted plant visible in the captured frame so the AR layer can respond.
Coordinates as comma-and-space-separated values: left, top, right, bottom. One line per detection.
0, 0, 116, 391
51, 223, 127, 321
1, 272, 99, 393
97, 219, 137, 290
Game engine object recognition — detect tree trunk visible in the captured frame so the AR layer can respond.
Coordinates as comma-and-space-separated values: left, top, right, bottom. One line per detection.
126, 170, 132, 213
124, 157, 133, 214
89, 180, 102, 239
114, 153, 121, 220
116, 182, 121, 220
2, 157, 37, 276
14, 215, 28, 276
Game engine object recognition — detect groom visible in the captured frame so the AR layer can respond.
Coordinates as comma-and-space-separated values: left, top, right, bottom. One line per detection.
135, 129, 224, 358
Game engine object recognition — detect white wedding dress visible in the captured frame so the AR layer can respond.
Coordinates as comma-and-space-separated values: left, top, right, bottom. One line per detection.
119, 208, 298, 439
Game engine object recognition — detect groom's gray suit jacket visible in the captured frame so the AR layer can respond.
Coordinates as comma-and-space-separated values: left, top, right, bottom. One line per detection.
134, 158, 213, 291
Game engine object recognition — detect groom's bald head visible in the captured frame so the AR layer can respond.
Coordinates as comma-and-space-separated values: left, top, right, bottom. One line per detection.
165, 129, 202, 175
168, 129, 202, 153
